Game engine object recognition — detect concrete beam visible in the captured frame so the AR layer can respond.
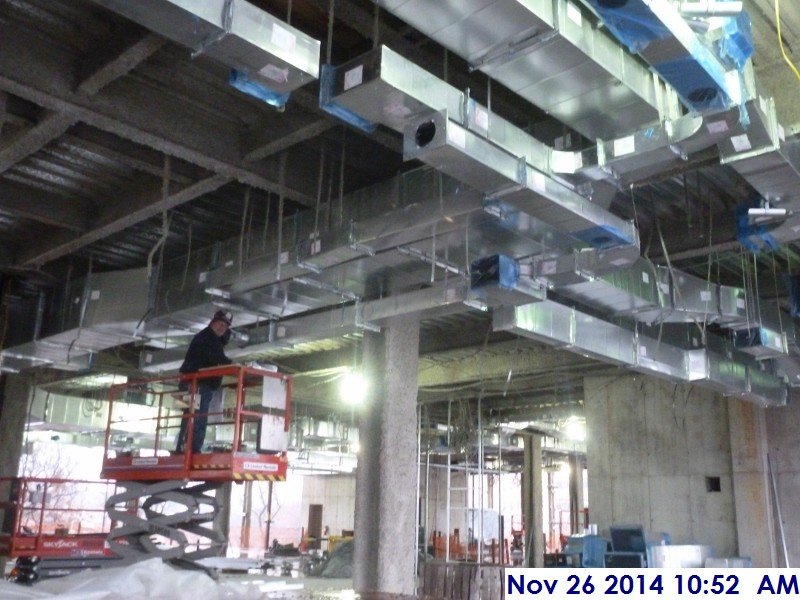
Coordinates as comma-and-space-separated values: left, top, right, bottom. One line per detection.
77, 32, 166, 96
0, 112, 74, 175
0, 179, 89, 232
16, 174, 229, 267
0, 27, 314, 205
418, 340, 596, 387
0, 33, 165, 177
64, 126, 197, 184
244, 117, 337, 162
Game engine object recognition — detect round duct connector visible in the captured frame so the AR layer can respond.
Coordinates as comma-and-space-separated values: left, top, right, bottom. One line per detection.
596, 0, 628, 7
415, 120, 437, 148
688, 87, 718, 105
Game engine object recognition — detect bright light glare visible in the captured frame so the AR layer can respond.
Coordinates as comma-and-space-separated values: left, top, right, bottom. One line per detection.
340, 371, 368, 405
563, 418, 586, 442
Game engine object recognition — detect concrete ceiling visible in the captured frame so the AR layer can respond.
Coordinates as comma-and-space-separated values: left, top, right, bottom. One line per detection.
3, 0, 800, 428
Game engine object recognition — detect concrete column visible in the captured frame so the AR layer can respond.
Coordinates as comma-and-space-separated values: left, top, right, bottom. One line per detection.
0, 373, 32, 573
521, 432, 544, 567
568, 453, 584, 534
214, 482, 232, 554
728, 398, 777, 567
0, 374, 32, 477
765, 398, 800, 567
353, 314, 420, 595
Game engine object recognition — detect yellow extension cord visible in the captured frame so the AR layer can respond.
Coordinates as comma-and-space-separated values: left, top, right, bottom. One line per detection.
776, 0, 800, 83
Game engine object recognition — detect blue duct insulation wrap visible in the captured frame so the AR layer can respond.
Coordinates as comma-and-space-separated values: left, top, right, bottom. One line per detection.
654, 54, 730, 111
581, 0, 671, 53
229, 70, 290, 108
736, 202, 780, 253
719, 11, 754, 70
318, 65, 376, 133
582, 0, 750, 112
572, 224, 636, 250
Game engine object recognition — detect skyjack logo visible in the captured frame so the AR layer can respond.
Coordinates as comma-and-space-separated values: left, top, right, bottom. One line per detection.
42, 539, 80, 549
131, 457, 159, 466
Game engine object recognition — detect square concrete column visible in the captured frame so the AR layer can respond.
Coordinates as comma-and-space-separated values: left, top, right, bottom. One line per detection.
0, 374, 32, 477
354, 314, 420, 595
728, 398, 777, 567
765, 398, 800, 567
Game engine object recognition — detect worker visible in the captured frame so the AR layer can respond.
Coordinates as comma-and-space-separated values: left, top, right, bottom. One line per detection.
174, 310, 233, 453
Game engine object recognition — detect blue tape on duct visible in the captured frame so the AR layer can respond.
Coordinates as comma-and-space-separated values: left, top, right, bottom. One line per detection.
572, 225, 634, 250
229, 70, 290, 109
719, 12, 754, 70
581, 0, 671, 53
736, 202, 781, 253
470, 254, 520, 290
654, 57, 730, 111
318, 65, 376, 133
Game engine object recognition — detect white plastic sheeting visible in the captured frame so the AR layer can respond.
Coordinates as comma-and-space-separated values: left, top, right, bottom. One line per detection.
0, 558, 300, 599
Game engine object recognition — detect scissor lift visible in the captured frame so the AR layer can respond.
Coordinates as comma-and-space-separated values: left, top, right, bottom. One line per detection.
100, 364, 291, 563
0, 478, 120, 579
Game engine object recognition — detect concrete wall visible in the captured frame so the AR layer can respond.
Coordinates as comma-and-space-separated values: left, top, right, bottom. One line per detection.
765, 398, 800, 567
585, 374, 737, 557
301, 474, 356, 537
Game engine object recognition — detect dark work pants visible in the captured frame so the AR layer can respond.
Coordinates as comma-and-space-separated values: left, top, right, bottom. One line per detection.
175, 384, 214, 453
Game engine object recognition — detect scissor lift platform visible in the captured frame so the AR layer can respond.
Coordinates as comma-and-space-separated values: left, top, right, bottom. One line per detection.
97, 364, 291, 563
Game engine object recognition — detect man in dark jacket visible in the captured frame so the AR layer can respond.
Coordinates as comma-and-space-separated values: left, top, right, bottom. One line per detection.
175, 310, 233, 453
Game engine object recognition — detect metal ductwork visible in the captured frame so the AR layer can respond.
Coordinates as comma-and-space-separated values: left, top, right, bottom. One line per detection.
1, 268, 150, 372
404, 109, 639, 251
534, 253, 662, 319
718, 97, 800, 249
329, 46, 638, 251
580, 0, 747, 113
374, 0, 676, 139
88, 0, 320, 104
495, 300, 787, 406
731, 302, 789, 360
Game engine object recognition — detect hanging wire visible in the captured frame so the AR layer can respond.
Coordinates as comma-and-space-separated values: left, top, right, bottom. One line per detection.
771, 252, 785, 337
286, 0, 292, 24
314, 149, 325, 234
326, 0, 335, 65
372, 2, 380, 49
180, 221, 192, 291
262, 193, 273, 253
238, 186, 251, 275
753, 253, 764, 326
147, 154, 172, 280
338, 130, 346, 227
629, 184, 641, 232
277, 153, 287, 280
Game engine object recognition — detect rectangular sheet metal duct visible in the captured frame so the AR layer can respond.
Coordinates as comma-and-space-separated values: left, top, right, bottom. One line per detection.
403, 110, 638, 250
0, 269, 150, 371
495, 300, 787, 406
89, 0, 320, 93
374, 0, 671, 139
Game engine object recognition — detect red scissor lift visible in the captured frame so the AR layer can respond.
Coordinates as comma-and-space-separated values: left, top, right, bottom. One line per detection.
0, 478, 119, 579
100, 364, 291, 563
